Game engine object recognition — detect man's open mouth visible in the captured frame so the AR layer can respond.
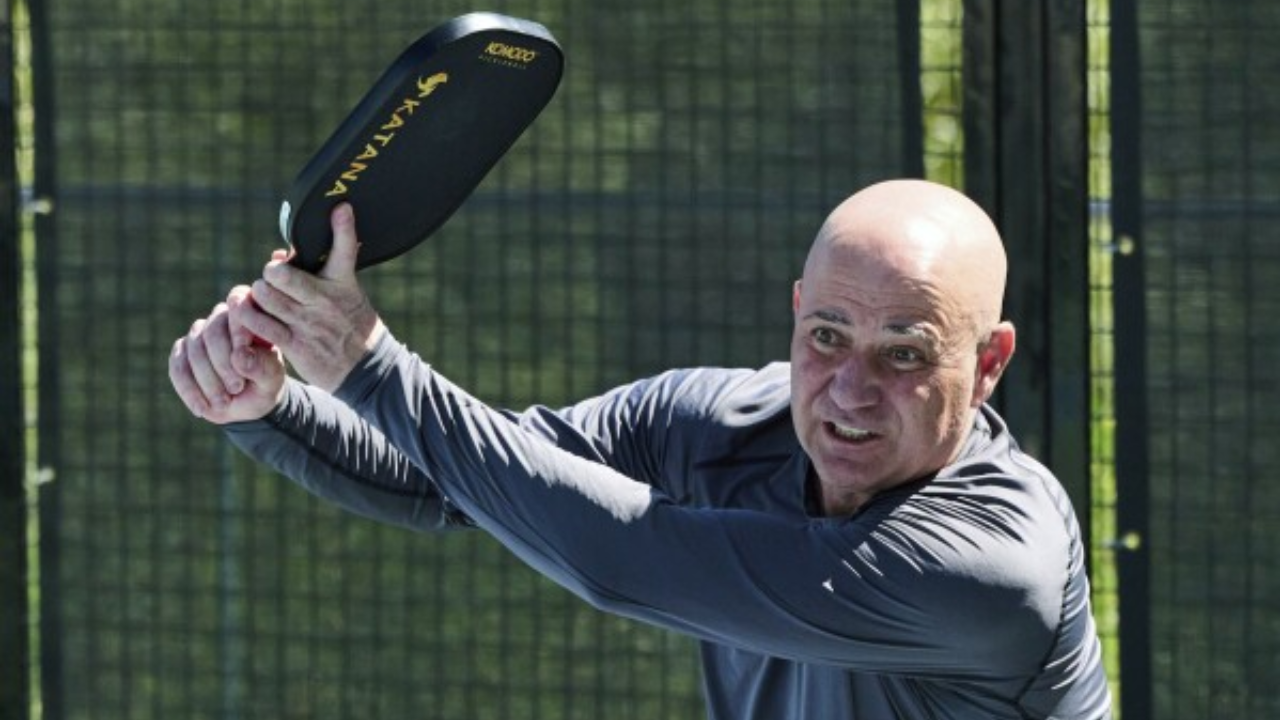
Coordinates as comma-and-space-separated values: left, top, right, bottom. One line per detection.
826, 422, 878, 443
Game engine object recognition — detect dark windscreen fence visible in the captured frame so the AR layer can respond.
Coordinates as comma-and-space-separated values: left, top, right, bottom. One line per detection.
35, 0, 915, 717
1113, 0, 1280, 718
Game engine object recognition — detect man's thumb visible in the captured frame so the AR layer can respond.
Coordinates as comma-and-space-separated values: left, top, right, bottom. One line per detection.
232, 345, 283, 388
320, 203, 360, 280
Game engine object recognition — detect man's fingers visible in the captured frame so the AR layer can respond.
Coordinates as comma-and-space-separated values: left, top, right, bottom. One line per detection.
234, 283, 294, 347
203, 304, 245, 395
168, 336, 211, 418
320, 203, 360, 281
173, 285, 293, 425
183, 317, 233, 408
245, 279, 298, 338
260, 252, 323, 309
225, 287, 259, 351
226, 284, 252, 304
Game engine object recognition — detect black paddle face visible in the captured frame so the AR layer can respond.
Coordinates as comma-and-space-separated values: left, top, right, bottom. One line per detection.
279, 13, 563, 272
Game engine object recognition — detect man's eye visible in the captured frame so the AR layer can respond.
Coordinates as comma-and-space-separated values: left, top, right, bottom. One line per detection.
886, 347, 925, 365
812, 327, 838, 346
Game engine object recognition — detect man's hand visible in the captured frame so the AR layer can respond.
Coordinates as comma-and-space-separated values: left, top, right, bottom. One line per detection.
169, 288, 287, 424
233, 203, 385, 393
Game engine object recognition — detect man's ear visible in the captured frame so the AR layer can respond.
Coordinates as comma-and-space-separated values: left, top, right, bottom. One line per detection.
792, 280, 802, 313
972, 322, 1016, 406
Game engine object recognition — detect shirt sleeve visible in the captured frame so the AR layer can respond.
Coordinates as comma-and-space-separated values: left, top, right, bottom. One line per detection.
335, 331, 1069, 680
498, 367, 748, 502
223, 377, 474, 533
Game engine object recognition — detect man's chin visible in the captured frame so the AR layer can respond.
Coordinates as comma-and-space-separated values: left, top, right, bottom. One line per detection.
811, 458, 888, 498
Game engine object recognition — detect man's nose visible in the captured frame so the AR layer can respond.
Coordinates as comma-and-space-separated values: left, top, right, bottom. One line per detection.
829, 354, 881, 410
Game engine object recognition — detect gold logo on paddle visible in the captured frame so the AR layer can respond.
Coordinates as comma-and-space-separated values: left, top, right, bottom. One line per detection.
484, 42, 538, 64
324, 72, 449, 198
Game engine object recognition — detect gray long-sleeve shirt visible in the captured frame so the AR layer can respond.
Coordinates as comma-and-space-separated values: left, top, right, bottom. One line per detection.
226, 331, 1112, 719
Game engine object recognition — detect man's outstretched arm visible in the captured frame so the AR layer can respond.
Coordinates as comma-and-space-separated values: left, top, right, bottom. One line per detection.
224, 377, 473, 533
169, 285, 469, 534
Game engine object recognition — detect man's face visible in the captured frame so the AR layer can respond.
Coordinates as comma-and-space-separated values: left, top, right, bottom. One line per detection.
789, 240, 984, 513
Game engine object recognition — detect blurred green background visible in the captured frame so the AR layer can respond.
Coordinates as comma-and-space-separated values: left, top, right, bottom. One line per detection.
4, 0, 1277, 718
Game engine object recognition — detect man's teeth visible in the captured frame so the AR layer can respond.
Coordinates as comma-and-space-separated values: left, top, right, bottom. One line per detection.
832, 424, 873, 440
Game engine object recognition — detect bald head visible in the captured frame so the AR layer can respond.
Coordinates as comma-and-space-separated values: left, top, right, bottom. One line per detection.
803, 179, 1008, 340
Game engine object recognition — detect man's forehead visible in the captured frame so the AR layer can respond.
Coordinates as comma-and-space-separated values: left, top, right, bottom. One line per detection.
800, 263, 951, 315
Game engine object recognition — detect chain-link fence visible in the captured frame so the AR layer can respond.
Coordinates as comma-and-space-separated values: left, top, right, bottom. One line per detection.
6, 1, 1279, 719
25, 1, 916, 718
1111, 1, 1280, 718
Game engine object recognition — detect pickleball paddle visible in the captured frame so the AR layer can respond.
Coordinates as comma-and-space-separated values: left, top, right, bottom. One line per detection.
277, 12, 563, 272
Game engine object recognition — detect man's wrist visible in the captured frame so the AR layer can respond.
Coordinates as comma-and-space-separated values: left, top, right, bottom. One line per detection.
222, 377, 299, 430
333, 326, 399, 408
317, 313, 384, 395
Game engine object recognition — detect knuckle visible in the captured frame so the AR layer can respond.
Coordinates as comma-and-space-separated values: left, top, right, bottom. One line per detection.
253, 281, 280, 309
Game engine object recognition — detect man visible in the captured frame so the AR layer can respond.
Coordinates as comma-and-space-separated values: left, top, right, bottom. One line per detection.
170, 179, 1112, 718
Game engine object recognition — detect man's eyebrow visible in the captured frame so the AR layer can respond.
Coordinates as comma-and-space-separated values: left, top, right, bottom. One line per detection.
884, 322, 931, 337
884, 322, 942, 347
803, 309, 852, 325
